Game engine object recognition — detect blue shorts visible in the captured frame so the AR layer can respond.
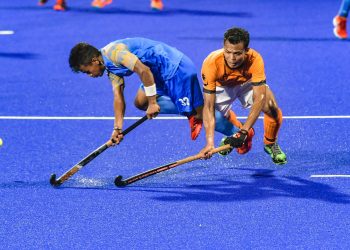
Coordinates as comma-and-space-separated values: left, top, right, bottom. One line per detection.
141, 55, 204, 116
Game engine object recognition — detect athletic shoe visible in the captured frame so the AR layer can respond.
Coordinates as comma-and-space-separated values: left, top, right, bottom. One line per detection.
236, 128, 255, 154
264, 143, 287, 165
333, 15, 347, 39
91, 0, 113, 8
53, 0, 67, 11
38, 0, 48, 6
218, 136, 233, 156
188, 115, 202, 140
151, 0, 163, 11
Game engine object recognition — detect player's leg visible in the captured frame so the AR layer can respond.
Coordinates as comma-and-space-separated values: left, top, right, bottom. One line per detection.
134, 87, 148, 111
151, 0, 163, 11
91, 0, 113, 8
333, 0, 350, 39
165, 56, 204, 140
135, 82, 236, 140
227, 110, 243, 128
261, 87, 287, 165
223, 83, 255, 155
38, 0, 48, 6
53, 0, 67, 11
134, 85, 178, 113
214, 86, 246, 155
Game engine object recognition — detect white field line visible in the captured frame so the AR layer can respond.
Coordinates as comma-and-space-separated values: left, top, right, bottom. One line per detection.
0, 30, 14, 35
1, 115, 349, 177
310, 175, 350, 178
1, 115, 350, 120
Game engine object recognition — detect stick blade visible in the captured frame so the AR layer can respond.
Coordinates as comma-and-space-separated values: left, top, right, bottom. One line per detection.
49, 174, 60, 187
114, 175, 126, 187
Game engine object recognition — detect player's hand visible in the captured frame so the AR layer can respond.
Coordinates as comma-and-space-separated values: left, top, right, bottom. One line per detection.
146, 103, 160, 119
224, 129, 248, 148
199, 143, 215, 160
110, 129, 124, 146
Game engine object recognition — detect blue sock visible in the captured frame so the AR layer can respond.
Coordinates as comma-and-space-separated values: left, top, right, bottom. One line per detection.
338, 0, 350, 17
215, 110, 238, 136
157, 95, 178, 114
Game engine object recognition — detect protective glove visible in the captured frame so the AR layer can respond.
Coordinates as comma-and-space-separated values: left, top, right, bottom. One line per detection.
223, 129, 249, 148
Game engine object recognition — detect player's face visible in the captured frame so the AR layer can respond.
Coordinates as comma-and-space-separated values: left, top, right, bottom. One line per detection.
223, 40, 247, 69
79, 59, 105, 78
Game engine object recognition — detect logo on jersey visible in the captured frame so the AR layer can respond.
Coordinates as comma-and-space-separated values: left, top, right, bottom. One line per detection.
178, 97, 190, 106
202, 74, 209, 86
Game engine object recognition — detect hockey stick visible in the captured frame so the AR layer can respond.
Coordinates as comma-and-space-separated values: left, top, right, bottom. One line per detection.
50, 115, 148, 187
114, 144, 232, 187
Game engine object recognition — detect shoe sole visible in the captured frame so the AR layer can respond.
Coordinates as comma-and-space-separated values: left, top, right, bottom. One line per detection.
53, 5, 66, 11
333, 28, 347, 39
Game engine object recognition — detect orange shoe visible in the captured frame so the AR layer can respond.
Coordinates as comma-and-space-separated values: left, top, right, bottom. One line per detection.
236, 127, 255, 154
151, 0, 163, 11
38, 0, 48, 6
91, 0, 113, 8
188, 115, 202, 140
333, 15, 348, 39
53, 0, 67, 11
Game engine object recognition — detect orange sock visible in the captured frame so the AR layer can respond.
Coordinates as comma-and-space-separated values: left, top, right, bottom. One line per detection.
228, 110, 243, 129
263, 108, 283, 145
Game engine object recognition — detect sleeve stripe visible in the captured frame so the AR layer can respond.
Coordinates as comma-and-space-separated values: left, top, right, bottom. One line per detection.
106, 44, 137, 71
203, 88, 216, 94
251, 80, 266, 86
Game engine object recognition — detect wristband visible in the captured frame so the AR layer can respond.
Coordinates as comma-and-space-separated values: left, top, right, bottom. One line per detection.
144, 84, 157, 96
113, 127, 122, 131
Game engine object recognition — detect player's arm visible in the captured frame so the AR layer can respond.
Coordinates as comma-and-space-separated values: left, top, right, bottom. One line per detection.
109, 73, 126, 144
199, 58, 217, 159
200, 92, 216, 158
133, 60, 160, 119
106, 44, 159, 119
241, 54, 267, 131
241, 84, 266, 131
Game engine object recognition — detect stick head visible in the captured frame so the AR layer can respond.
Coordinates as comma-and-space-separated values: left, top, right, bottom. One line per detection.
50, 174, 61, 187
114, 175, 126, 187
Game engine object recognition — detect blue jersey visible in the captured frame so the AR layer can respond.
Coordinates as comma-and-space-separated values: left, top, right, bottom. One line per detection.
100, 37, 184, 87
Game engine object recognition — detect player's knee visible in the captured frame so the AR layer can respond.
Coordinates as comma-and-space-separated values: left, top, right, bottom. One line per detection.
134, 99, 147, 111
265, 100, 279, 118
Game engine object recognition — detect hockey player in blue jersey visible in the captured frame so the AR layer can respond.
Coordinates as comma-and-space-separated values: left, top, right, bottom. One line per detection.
69, 38, 239, 145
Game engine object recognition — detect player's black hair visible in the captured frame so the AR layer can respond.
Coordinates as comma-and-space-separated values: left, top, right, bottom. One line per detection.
224, 27, 250, 49
69, 42, 101, 72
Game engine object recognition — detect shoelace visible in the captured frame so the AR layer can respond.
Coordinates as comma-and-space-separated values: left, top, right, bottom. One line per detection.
271, 143, 282, 156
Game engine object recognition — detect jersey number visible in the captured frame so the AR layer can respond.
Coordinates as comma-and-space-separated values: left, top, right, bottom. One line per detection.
178, 97, 190, 106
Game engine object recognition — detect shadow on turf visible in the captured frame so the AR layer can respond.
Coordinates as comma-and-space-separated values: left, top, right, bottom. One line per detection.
0, 52, 40, 59
0, 6, 251, 17
141, 168, 350, 204
70, 8, 252, 17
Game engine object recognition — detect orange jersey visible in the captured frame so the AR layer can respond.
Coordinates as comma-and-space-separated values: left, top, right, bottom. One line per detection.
201, 48, 266, 93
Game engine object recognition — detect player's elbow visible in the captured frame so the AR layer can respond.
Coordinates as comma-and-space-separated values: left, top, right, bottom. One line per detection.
139, 65, 152, 79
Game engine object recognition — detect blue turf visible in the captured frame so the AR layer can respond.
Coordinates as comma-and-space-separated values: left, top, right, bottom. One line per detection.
1, 0, 350, 249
